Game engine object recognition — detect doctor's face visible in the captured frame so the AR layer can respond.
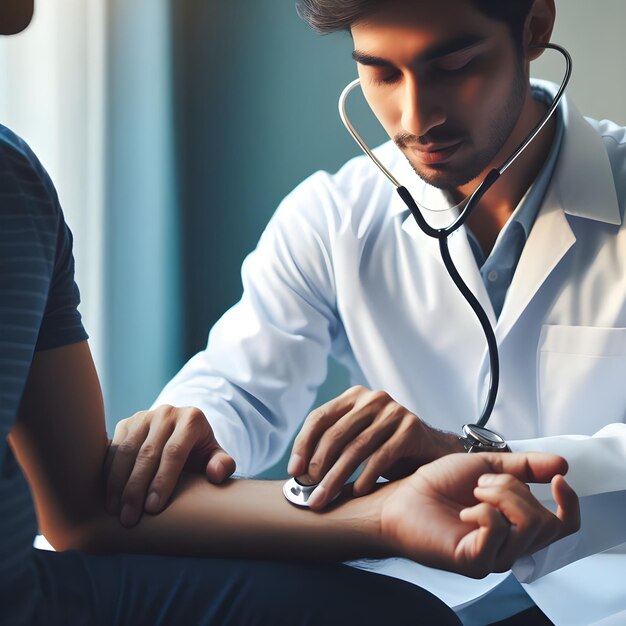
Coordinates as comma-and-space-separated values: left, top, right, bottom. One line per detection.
351, 0, 529, 192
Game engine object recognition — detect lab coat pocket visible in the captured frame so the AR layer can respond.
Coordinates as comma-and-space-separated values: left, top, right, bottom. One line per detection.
537, 325, 626, 435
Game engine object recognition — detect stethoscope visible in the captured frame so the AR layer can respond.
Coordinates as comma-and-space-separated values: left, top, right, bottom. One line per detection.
284, 43, 572, 508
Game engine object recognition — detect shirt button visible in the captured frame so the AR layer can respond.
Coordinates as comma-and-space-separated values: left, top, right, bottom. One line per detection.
487, 270, 499, 282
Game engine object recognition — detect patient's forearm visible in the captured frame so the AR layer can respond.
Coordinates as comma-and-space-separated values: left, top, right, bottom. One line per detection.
80, 473, 395, 562
13, 342, 394, 564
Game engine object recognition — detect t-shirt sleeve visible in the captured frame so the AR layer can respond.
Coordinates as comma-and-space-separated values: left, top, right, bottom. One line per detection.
32, 165, 88, 352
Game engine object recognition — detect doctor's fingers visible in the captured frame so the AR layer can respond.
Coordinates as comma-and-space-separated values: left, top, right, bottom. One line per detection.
119, 407, 231, 527
115, 411, 182, 527
300, 394, 408, 485
105, 413, 153, 515
146, 418, 236, 515
305, 423, 397, 510
353, 425, 423, 497
289, 386, 363, 477
106, 406, 204, 525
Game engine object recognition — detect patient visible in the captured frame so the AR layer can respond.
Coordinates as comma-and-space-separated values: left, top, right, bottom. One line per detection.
0, 2, 579, 625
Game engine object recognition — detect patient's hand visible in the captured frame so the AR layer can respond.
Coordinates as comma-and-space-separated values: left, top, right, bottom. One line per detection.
104, 405, 235, 527
380, 452, 580, 578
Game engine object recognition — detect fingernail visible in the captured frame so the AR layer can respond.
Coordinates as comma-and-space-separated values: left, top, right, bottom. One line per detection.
478, 474, 496, 487
107, 495, 119, 515
120, 504, 138, 527
307, 485, 326, 509
352, 484, 366, 498
145, 492, 160, 513
210, 458, 226, 482
287, 453, 303, 476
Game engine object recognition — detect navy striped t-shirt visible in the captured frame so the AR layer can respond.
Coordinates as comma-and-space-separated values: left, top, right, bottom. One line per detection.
0, 125, 87, 622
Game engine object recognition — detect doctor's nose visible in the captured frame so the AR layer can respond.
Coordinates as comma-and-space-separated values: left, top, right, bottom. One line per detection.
400, 78, 446, 138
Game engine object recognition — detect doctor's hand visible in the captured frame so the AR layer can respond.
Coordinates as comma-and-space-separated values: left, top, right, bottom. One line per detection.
380, 452, 580, 578
104, 405, 236, 527
288, 385, 463, 509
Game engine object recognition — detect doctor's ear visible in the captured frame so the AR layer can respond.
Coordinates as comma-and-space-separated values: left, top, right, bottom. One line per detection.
523, 0, 556, 62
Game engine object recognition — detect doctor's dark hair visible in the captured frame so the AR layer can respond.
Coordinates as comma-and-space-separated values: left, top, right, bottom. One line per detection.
296, 0, 535, 48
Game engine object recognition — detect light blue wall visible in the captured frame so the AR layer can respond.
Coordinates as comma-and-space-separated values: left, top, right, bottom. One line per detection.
102, 0, 181, 432
172, 1, 386, 354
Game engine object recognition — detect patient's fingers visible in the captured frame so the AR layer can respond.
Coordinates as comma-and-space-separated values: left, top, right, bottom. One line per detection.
479, 452, 569, 485
552, 474, 580, 537
458, 502, 510, 576
472, 472, 579, 570
474, 476, 544, 568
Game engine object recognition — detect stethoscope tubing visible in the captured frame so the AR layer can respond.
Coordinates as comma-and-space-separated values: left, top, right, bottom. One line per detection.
338, 43, 572, 427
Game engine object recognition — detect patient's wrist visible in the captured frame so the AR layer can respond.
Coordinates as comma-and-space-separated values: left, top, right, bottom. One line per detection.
359, 480, 403, 558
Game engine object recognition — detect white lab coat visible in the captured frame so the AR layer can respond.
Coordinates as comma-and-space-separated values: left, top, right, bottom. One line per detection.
155, 81, 626, 625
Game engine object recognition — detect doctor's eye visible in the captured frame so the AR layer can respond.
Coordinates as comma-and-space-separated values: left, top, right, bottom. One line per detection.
433, 47, 483, 76
435, 57, 477, 76
370, 70, 402, 86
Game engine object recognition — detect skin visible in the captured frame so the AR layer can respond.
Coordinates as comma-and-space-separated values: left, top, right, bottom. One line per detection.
105, 406, 236, 527
107, 0, 561, 515
10, 342, 579, 576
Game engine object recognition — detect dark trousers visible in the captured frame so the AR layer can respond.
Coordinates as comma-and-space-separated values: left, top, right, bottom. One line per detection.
24, 549, 461, 626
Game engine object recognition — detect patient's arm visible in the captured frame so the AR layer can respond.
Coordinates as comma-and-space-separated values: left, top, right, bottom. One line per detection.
10, 341, 579, 577
10, 342, 383, 560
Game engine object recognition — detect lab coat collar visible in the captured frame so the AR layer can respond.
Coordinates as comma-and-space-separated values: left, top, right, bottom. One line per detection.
495, 80, 622, 342
545, 79, 621, 226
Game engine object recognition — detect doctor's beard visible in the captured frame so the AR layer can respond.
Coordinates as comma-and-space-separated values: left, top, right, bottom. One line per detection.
396, 68, 527, 191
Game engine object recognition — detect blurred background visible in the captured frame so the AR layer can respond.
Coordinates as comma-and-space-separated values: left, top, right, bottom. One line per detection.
1, 0, 624, 477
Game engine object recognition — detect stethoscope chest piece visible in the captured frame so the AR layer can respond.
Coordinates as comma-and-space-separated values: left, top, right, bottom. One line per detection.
283, 477, 319, 507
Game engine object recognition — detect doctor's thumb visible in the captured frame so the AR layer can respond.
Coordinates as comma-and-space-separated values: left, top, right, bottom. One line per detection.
206, 448, 237, 483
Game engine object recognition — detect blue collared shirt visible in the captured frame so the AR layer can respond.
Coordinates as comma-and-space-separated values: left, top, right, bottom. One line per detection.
466, 85, 565, 319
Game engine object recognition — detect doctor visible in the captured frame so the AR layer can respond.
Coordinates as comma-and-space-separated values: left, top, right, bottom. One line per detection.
107, 0, 626, 624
